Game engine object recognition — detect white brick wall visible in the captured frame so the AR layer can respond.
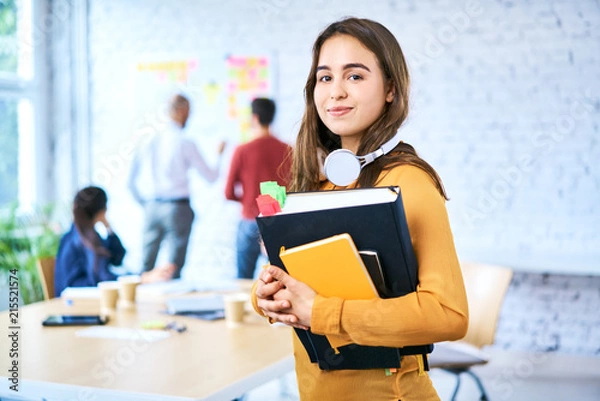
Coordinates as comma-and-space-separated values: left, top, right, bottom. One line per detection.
496, 272, 600, 355
78, 0, 600, 355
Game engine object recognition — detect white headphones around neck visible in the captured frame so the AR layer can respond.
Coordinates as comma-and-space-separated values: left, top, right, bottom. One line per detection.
323, 130, 402, 187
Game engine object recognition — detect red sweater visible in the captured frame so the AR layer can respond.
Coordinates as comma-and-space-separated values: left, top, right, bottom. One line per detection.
224, 135, 292, 219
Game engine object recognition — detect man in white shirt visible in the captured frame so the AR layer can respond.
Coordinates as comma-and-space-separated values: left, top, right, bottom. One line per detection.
128, 94, 224, 278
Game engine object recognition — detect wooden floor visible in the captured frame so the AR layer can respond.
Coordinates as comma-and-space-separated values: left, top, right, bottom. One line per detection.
246, 348, 600, 401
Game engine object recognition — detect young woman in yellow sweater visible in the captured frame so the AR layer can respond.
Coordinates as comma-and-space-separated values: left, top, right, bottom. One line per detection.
252, 17, 469, 401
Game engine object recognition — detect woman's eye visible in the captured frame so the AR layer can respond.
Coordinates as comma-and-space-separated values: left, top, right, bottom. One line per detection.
318, 75, 332, 82
349, 74, 362, 81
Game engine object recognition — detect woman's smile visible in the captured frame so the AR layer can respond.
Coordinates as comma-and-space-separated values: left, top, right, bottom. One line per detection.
327, 106, 354, 117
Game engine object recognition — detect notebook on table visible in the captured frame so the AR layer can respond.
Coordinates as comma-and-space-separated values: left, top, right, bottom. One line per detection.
165, 295, 225, 320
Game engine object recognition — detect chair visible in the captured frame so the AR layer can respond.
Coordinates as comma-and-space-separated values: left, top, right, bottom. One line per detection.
429, 261, 513, 401
36, 257, 56, 300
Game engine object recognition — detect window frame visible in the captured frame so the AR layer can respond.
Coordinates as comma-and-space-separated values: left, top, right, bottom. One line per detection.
0, 0, 50, 209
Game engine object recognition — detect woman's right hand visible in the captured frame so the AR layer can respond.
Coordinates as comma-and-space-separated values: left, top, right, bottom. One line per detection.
255, 265, 288, 308
256, 265, 315, 330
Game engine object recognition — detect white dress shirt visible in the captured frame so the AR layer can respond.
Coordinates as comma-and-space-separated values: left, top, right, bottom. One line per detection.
128, 121, 219, 203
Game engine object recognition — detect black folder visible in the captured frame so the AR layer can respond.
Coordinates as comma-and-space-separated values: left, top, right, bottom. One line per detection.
256, 186, 433, 371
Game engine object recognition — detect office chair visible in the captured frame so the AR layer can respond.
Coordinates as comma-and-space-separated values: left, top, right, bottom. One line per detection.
37, 257, 56, 300
429, 261, 514, 401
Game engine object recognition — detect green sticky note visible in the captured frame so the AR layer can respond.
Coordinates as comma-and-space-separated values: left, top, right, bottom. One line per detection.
260, 181, 286, 208
141, 320, 167, 330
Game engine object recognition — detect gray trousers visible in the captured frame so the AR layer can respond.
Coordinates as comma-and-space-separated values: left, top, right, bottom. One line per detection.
142, 200, 194, 279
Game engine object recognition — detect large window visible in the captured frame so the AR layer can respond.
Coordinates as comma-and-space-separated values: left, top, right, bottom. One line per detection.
0, 0, 38, 208
1, 0, 33, 78
0, 99, 19, 204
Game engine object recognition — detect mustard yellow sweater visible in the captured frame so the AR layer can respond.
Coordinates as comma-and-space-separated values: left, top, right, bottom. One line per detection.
253, 165, 469, 401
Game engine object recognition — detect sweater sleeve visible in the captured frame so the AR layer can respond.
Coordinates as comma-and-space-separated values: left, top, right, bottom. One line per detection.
104, 233, 126, 266
54, 231, 96, 296
310, 166, 469, 347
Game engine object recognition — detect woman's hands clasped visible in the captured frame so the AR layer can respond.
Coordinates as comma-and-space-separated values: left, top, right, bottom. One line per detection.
256, 265, 317, 330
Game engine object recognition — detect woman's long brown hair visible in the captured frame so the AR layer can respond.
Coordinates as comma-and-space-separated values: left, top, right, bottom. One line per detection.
289, 17, 447, 199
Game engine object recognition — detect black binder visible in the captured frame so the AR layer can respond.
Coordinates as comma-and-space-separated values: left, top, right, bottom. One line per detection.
256, 186, 433, 370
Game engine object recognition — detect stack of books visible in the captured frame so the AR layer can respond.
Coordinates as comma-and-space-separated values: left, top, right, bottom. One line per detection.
256, 186, 433, 371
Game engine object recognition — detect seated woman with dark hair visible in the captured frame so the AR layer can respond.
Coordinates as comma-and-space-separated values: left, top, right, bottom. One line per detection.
54, 186, 174, 297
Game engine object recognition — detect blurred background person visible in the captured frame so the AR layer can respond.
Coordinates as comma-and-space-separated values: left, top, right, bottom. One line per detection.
54, 186, 174, 297
128, 94, 225, 279
225, 98, 292, 279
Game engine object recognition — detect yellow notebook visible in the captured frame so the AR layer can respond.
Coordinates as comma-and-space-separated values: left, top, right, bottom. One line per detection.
279, 233, 378, 299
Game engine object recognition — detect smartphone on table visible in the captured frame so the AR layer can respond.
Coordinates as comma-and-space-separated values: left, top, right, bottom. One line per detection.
42, 315, 108, 326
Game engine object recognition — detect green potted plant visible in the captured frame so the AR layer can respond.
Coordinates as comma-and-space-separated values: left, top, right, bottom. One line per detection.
0, 203, 62, 305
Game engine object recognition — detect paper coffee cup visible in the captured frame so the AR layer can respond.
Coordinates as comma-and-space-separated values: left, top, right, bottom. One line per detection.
98, 281, 119, 315
117, 275, 141, 309
224, 293, 248, 327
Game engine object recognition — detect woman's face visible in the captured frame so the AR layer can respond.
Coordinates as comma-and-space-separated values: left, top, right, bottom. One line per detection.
314, 34, 394, 152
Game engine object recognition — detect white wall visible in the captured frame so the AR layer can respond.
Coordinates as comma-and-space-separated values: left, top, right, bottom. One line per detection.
54, 0, 599, 355
84, 0, 600, 277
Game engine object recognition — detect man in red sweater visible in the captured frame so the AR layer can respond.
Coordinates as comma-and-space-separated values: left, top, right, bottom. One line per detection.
224, 98, 292, 278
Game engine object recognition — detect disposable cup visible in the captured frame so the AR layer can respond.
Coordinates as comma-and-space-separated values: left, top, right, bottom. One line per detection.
98, 281, 119, 316
117, 275, 141, 309
224, 293, 248, 328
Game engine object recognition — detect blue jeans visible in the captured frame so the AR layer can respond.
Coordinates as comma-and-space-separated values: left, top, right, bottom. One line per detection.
236, 219, 262, 279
